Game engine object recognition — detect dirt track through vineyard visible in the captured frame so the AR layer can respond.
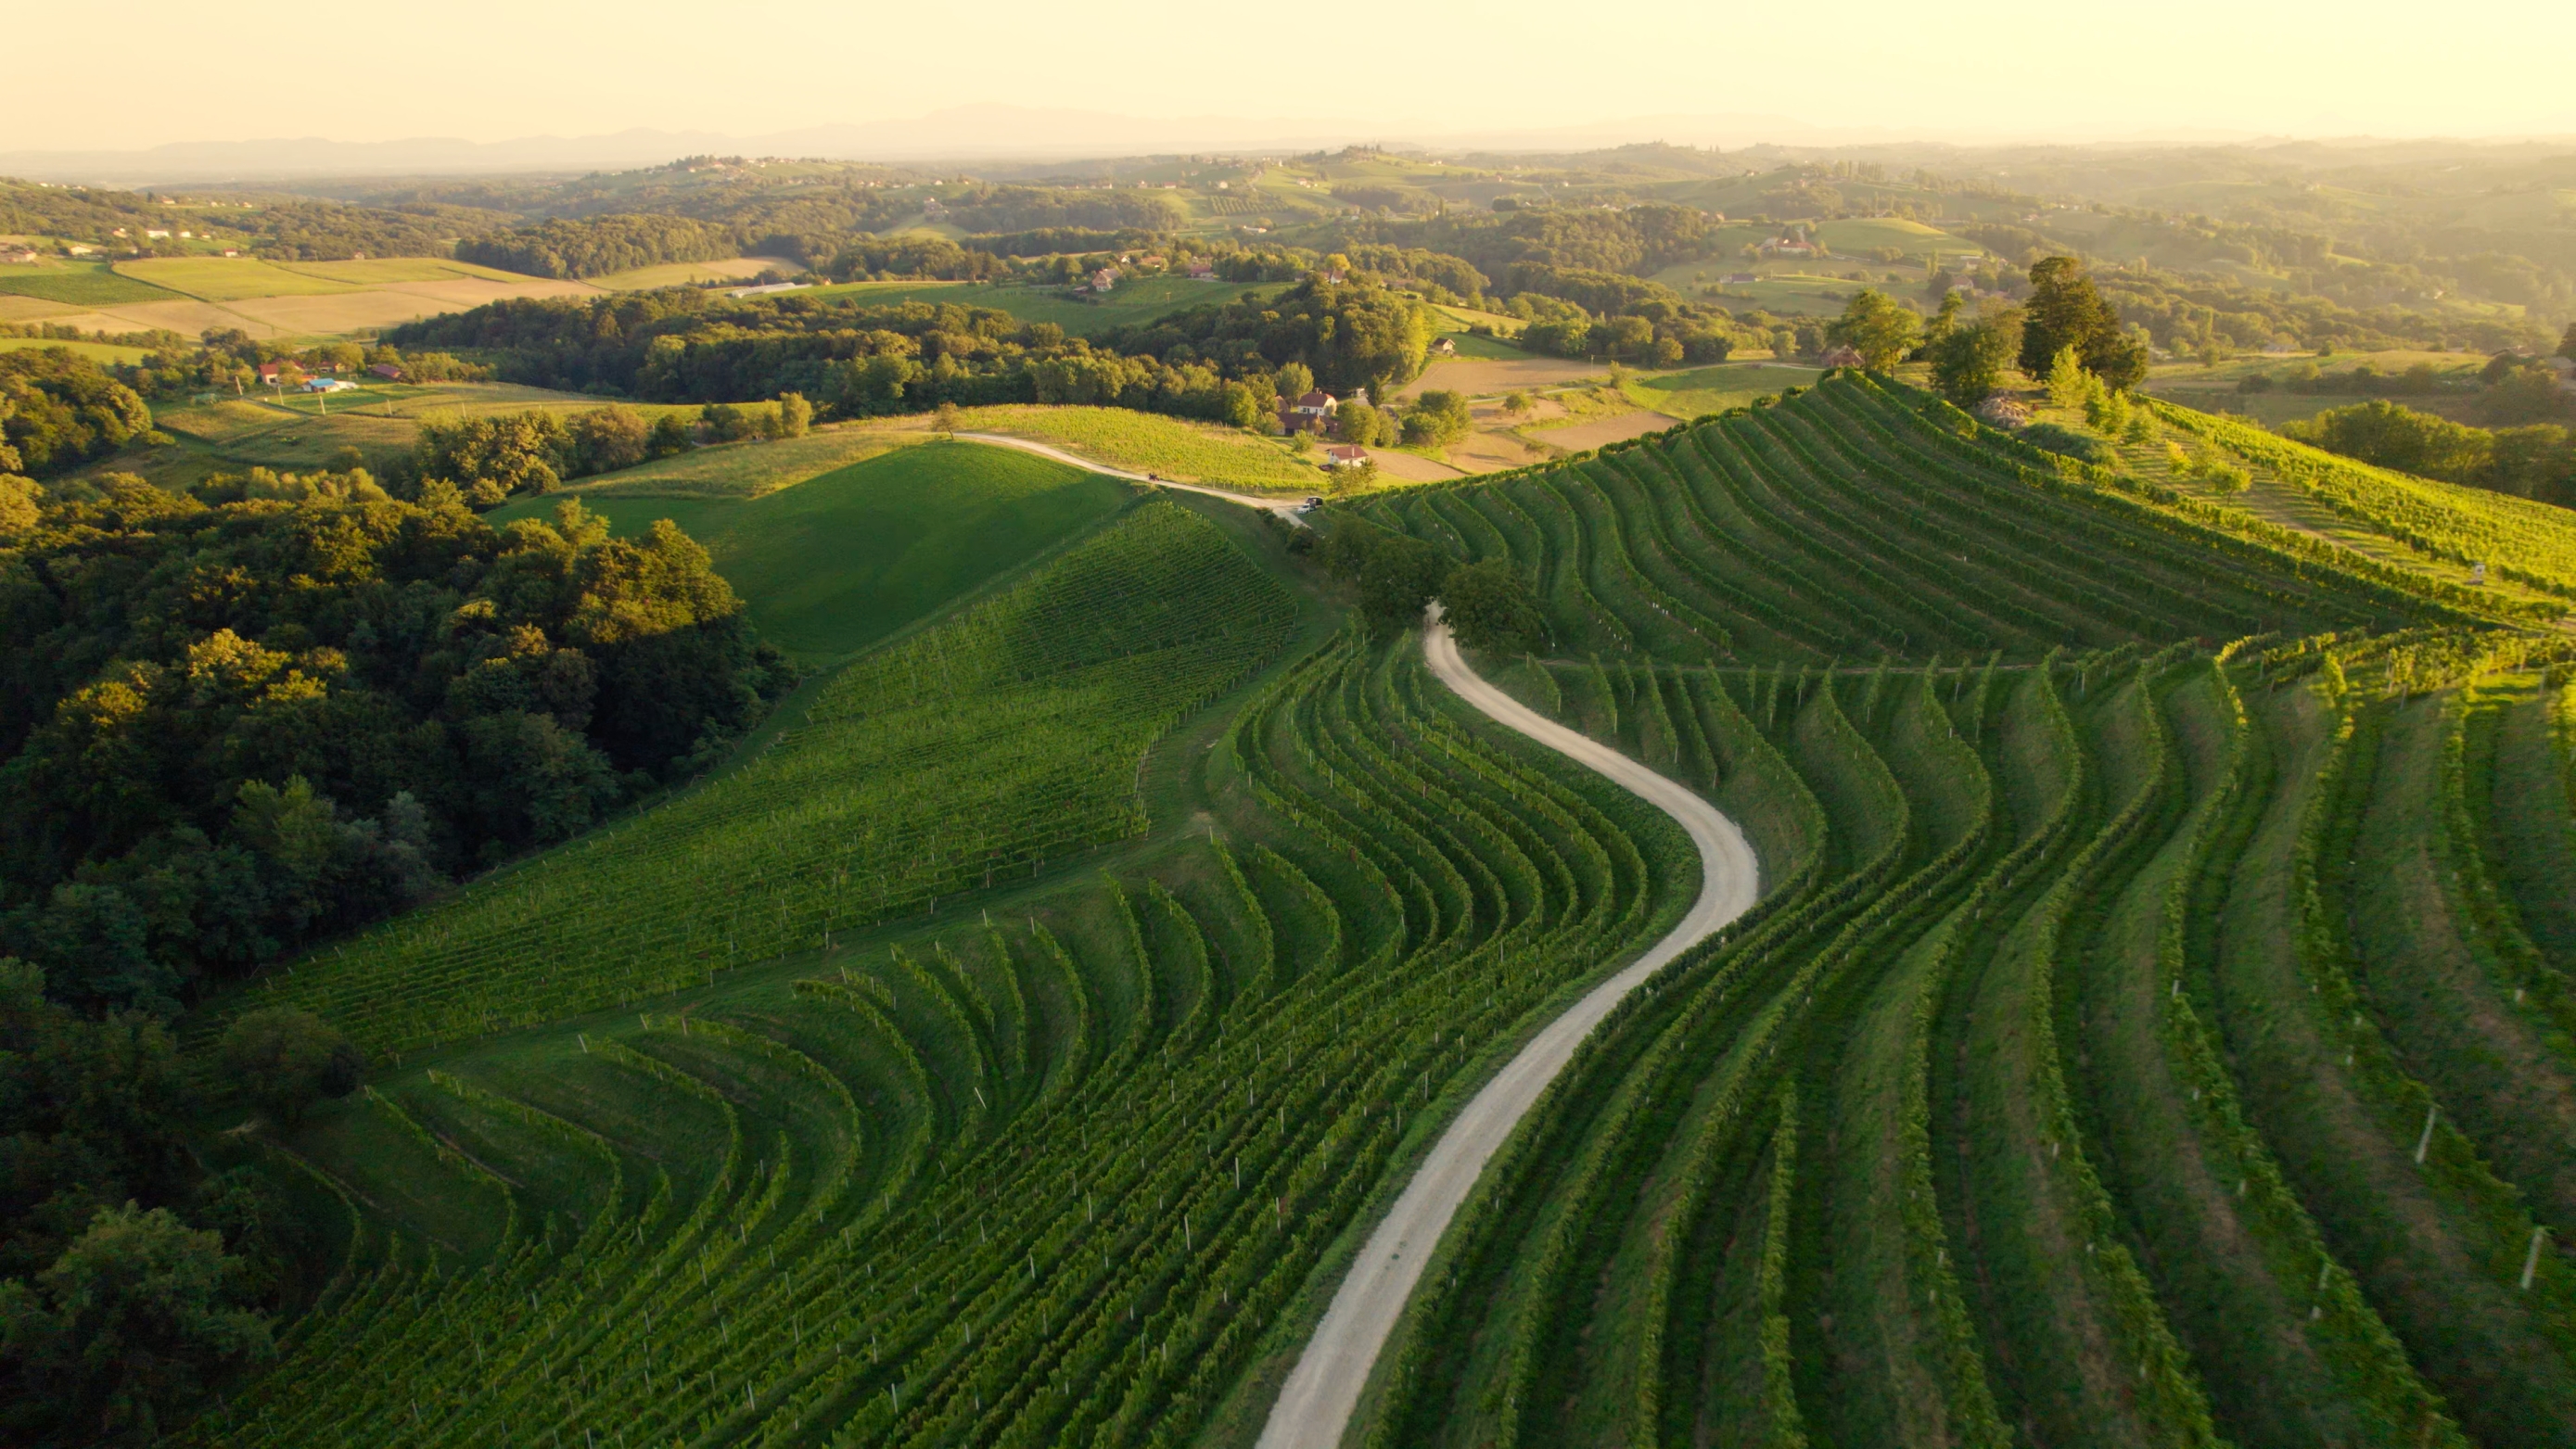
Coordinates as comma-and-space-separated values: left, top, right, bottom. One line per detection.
1255, 607, 1761, 1449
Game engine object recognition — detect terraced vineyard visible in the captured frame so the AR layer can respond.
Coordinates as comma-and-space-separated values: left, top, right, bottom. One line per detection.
188, 626, 1709, 1448
187, 379, 2576, 1449
1345, 372, 2542, 663
216, 501, 1300, 1060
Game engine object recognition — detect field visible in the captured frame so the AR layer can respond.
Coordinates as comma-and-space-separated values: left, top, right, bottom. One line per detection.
118, 257, 371, 300
129, 381, 677, 488
1624, 362, 1825, 420
492, 440, 1133, 658
939, 404, 1323, 489
0, 335, 154, 363
592, 255, 802, 289
807, 274, 1287, 337
167, 372, 2576, 1448
0, 259, 181, 305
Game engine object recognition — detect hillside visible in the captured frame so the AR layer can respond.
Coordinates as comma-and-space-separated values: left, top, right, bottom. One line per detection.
153, 377, 2576, 1449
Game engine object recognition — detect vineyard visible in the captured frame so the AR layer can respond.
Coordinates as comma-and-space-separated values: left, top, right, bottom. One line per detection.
213, 501, 1299, 1060
183, 373, 2576, 1449
1343, 372, 2546, 664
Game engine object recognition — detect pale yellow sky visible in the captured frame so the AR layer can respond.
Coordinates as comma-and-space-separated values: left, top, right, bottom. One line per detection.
19, 0, 2574, 155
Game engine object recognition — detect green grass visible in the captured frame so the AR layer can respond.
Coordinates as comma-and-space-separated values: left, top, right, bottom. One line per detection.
0, 336, 153, 363
806, 274, 1288, 337
949, 403, 1323, 489
0, 261, 180, 305
1624, 362, 1823, 419
268, 258, 534, 286
117, 257, 364, 300
494, 439, 1132, 659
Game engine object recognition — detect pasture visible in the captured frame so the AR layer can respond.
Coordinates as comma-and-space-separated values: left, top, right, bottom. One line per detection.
492, 440, 1133, 659
592, 255, 801, 290
1625, 361, 1825, 419
808, 274, 1286, 337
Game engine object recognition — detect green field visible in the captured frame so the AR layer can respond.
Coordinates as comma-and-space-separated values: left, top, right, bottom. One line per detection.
268, 258, 535, 286
1623, 361, 1824, 419
950, 403, 1323, 489
493, 440, 1133, 658
808, 274, 1286, 337
117, 257, 366, 300
164, 371, 2576, 1448
0, 335, 154, 363
0, 260, 181, 305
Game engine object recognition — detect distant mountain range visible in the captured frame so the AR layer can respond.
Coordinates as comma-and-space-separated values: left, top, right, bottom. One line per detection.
0, 106, 2318, 186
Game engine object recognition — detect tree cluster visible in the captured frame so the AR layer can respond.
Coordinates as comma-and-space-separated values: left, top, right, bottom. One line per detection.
0, 481, 794, 1017
456, 213, 741, 281
0, 350, 154, 479
2282, 399, 2576, 507
1317, 521, 1549, 651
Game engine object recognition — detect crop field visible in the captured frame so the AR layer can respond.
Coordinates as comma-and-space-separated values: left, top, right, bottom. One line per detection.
493, 441, 1133, 658
1346, 373, 2541, 664
593, 256, 800, 289
269, 258, 539, 286
0, 258, 181, 305
176, 370, 2576, 1448
117, 257, 372, 300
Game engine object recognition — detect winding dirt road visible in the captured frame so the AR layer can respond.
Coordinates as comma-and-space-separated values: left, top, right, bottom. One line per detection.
1256, 609, 1762, 1448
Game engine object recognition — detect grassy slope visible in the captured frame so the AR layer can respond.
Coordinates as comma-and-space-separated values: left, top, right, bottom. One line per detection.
0, 260, 180, 305
804, 274, 1288, 337
494, 439, 1132, 659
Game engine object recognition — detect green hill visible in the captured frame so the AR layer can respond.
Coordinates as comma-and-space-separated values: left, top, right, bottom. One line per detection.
174, 375, 2576, 1449
492, 440, 1131, 659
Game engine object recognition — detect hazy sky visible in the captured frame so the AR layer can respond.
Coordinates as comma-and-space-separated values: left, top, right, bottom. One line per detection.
22, 0, 2576, 153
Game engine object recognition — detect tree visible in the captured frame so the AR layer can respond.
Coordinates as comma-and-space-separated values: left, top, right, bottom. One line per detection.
1502, 390, 1532, 415
1276, 362, 1315, 400
645, 412, 693, 459
773, 392, 812, 439
1920, 289, 1964, 354
1929, 311, 2022, 407
2020, 256, 2148, 391
1336, 401, 1384, 447
1356, 535, 1451, 634
1824, 289, 1919, 370
2045, 346, 2092, 409
567, 405, 650, 476
1399, 389, 1472, 448
2558, 321, 2576, 362
1439, 561, 1548, 654
219, 1007, 362, 1127
932, 402, 962, 438
0, 1203, 272, 1443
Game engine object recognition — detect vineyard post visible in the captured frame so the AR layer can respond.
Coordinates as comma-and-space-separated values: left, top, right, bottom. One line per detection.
2414, 1104, 2438, 1164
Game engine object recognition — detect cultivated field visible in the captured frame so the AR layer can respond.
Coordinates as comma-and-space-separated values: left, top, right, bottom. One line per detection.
172, 372, 2576, 1449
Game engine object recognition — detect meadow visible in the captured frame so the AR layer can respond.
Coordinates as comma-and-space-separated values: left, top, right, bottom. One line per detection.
1623, 362, 1825, 420
493, 440, 1133, 658
118, 257, 377, 300
806, 274, 1289, 337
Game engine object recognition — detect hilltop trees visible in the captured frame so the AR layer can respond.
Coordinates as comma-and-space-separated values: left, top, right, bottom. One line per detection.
1930, 310, 2023, 407
1825, 289, 1921, 370
0, 487, 794, 1014
2021, 257, 2149, 391
218, 1008, 361, 1128
0, 350, 153, 478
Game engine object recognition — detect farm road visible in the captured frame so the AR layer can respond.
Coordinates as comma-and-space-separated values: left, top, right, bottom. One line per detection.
955, 432, 1311, 523
1256, 605, 1762, 1449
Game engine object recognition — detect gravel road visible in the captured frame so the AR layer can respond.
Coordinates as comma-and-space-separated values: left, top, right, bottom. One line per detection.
1255, 608, 1761, 1449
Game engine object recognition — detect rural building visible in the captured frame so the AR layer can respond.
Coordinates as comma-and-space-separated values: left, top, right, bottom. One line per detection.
256, 362, 284, 384
303, 378, 357, 393
370, 362, 403, 381
1187, 261, 1216, 279
1322, 445, 1371, 468
1723, 272, 1758, 284
1428, 337, 1456, 356
1280, 389, 1339, 435
1759, 237, 1816, 257
0, 248, 38, 265
1090, 268, 1117, 292
65, 244, 96, 256
1820, 345, 1866, 368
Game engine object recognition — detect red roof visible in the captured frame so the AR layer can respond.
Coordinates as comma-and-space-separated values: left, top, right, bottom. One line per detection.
1296, 389, 1335, 409
1325, 445, 1369, 461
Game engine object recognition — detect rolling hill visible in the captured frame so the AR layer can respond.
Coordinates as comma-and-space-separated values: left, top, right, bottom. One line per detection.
172, 375, 2576, 1449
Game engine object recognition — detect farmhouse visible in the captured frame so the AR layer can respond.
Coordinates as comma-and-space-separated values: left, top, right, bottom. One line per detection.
1322, 444, 1371, 468
1820, 345, 1867, 368
1090, 268, 1117, 292
1279, 388, 1337, 435
1187, 261, 1216, 280
370, 362, 403, 381
0, 248, 39, 265
256, 362, 284, 384
1428, 337, 1456, 356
